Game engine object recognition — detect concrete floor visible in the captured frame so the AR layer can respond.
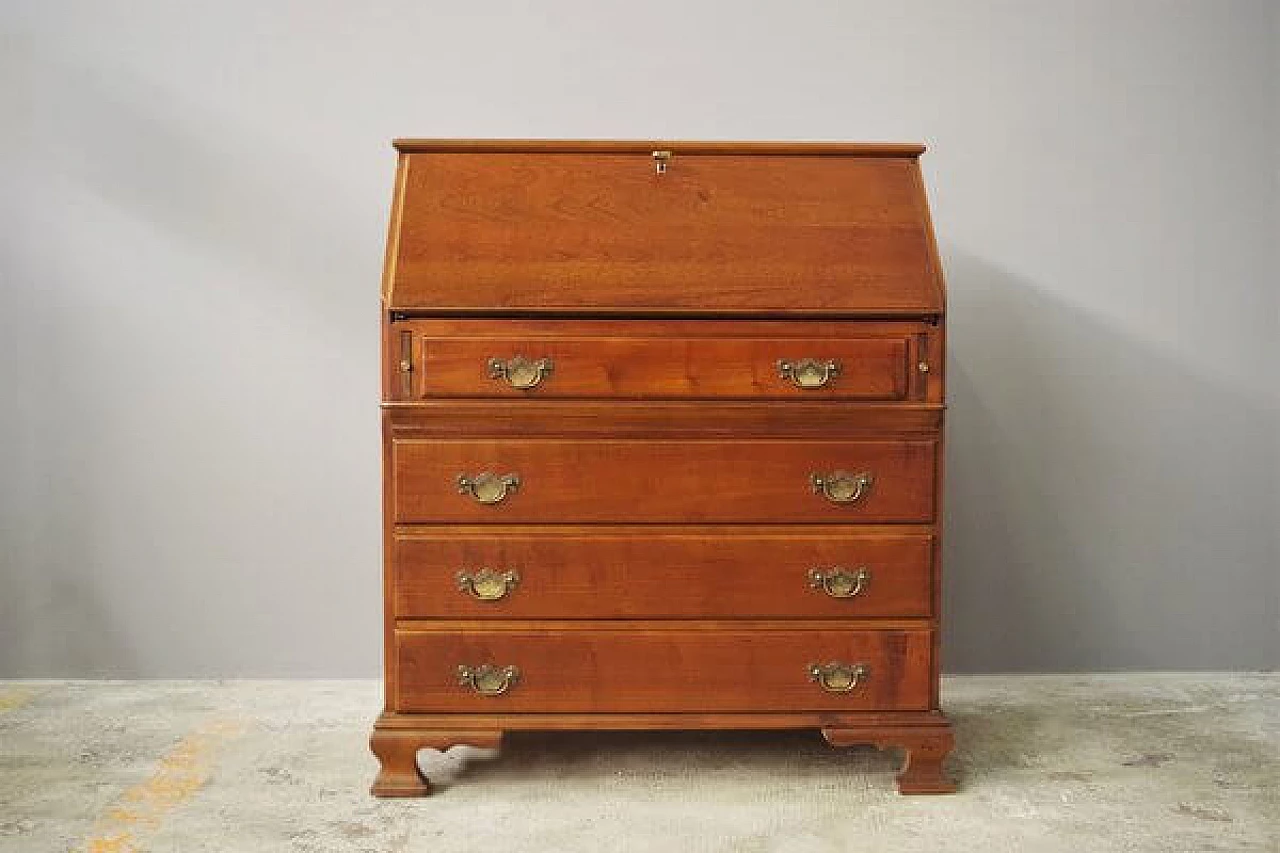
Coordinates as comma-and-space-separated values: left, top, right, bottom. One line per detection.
0, 676, 1276, 852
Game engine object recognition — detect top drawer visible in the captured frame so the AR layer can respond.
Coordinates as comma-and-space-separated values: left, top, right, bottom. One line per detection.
386, 319, 939, 403
382, 144, 944, 315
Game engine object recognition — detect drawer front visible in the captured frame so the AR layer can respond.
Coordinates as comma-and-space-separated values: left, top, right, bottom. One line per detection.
395, 529, 932, 619
392, 439, 937, 524
395, 628, 932, 712
403, 321, 922, 401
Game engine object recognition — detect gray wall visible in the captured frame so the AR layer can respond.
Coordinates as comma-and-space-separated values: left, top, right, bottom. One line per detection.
2, 1, 1276, 676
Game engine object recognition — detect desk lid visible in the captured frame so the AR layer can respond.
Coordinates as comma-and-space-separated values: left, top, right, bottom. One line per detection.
382, 140, 945, 316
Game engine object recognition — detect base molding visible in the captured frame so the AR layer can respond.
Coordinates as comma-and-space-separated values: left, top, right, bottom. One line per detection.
369, 711, 955, 796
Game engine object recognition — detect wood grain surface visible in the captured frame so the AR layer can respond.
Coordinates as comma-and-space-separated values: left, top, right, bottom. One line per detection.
385, 152, 943, 313
394, 625, 932, 712
393, 319, 933, 401
393, 527, 933, 619
392, 438, 937, 524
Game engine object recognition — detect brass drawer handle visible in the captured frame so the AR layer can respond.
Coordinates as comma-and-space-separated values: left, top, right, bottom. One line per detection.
456, 664, 520, 696
777, 358, 841, 389
808, 566, 871, 598
456, 568, 521, 601
487, 355, 553, 390
811, 471, 873, 504
457, 472, 520, 505
809, 662, 868, 693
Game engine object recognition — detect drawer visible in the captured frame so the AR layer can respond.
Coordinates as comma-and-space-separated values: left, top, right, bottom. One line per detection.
394, 627, 932, 712
389, 319, 934, 402
394, 528, 933, 619
392, 438, 937, 524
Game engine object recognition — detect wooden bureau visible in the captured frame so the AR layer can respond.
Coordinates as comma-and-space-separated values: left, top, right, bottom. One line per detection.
370, 140, 955, 796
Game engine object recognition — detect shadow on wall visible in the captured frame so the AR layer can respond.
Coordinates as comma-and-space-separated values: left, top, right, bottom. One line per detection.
941, 252, 1276, 672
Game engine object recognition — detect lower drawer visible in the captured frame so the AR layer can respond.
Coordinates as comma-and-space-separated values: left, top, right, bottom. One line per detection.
394, 528, 933, 619
394, 627, 931, 713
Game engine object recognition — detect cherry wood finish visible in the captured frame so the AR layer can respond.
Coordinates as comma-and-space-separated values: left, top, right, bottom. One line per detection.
370, 729, 503, 797
372, 139, 954, 797
394, 528, 933, 620
823, 725, 956, 794
392, 438, 936, 524
384, 401, 944, 437
414, 333, 912, 401
383, 146, 944, 315
385, 319, 942, 405
392, 140, 927, 155
394, 626, 931, 712
375, 709, 949, 731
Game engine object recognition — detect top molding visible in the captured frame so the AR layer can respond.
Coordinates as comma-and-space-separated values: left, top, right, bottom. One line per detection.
392, 139, 926, 157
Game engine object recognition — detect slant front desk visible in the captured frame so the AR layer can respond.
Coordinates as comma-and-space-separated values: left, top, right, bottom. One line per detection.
371, 140, 955, 796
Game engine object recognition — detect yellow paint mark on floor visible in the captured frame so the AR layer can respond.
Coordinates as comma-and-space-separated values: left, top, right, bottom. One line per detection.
0, 686, 39, 713
82, 717, 247, 853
